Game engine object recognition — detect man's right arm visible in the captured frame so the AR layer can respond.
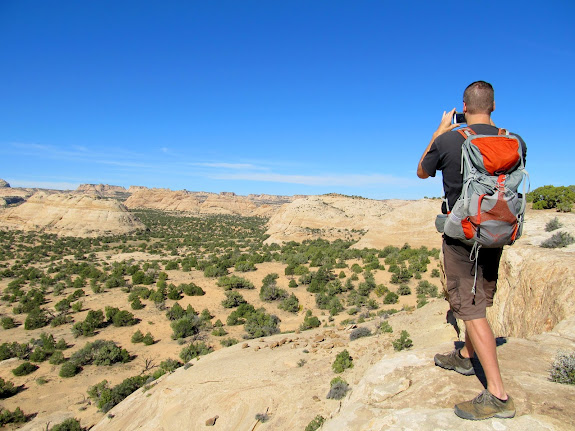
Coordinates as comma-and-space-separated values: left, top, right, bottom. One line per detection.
417, 108, 459, 179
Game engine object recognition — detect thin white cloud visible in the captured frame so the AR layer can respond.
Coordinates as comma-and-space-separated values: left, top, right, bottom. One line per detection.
9, 180, 80, 190
211, 172, 424, 187
192, 162, 268, 170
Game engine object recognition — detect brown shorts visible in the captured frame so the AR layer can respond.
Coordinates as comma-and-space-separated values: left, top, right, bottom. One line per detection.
440, 237, 502, 321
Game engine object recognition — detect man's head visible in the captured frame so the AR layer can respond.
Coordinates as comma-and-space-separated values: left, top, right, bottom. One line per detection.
463, 81, 495, 115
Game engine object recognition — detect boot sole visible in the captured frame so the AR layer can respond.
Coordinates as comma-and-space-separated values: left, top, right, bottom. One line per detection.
454, 405, 516, 420
434, 357, 475, 376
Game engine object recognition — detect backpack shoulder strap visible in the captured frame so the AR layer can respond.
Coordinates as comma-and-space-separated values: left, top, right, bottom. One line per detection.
457, 127, 475, 139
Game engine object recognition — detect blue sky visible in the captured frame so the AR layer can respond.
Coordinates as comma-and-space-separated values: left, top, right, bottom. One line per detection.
1, 1, 574, 200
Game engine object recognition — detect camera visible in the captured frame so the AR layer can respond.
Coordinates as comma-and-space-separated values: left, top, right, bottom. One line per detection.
452, 112, 466, 124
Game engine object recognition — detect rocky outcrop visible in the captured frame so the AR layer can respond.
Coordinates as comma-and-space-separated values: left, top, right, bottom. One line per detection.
84, 300, 575, 431
0, 192, 145, 237
265, 195, 442, 248
124, 189, 295, 217
0, 179, 10, 188
76, 183, 130, 199
488, 210, 575, 338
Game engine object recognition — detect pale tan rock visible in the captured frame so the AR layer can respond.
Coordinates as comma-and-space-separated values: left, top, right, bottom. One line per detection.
0, 192, 145, 237
264, 195, 441, 248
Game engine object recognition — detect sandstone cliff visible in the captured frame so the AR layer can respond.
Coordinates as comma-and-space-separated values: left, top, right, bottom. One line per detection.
75, 183, 130, 199
0, 192, 145, 237
124, 188, 296, 217
488, 210, 575, 337
78, 300, 575, 431
265, 195, 442, 248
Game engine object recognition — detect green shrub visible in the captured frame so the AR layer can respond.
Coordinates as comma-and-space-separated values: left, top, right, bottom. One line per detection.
179, 342, 213, 362
112, 310, 138, 327
88, 375, 149, 413
152, 358, 183, 379
0, 342, 29, 361
221, 291, 247, 308
24, 308, 50, 330
130, 297, 144, 310
259, 283, 288, 302
170, 315, 201, 339
383, 291, 399, 304
305, 415, 325, 431
541, 231, 575, 248
0, 406, 28, 426
278, 293, 300, 313
379, 321, 393, 333
350, 327, 371, 341
300, 310, 321, 331
327, 376, 349, 400
49, 350, 66, 365
217, 275, 254, 290
131, 329, 145, 343
12, 361, 38, 376
545, 217, 563, 232
549, 350, 575, 385
50, 418, 84, 431
51, 314, 73, 327
70, 340, 130, 367
59, 361, 81, 378
288, 279, 298, 288
211, 327, 227, 336
142, 332, 155, 345
182, 282, 205, 296
397, 285, 411, 296
528, 185, 574, 211
332, 350, 353, 373
417, 295, 428, 308
71, 309, 105, 337
416, 280, 439, 297
244, 309, 280, 338
227, 303, 256, 326
166, 302, 186, 321
392, 330, 413, 351
431, 268, 440, 277
0, 377, 18, 398
220, 338, 238, 347
1, 316, 16, 329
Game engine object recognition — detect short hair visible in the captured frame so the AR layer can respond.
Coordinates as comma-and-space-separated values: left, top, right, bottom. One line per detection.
463, 81, 494, 114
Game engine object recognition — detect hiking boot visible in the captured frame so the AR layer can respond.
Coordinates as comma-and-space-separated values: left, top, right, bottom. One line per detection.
434, 349, 475, 376
454, 390, 516, 420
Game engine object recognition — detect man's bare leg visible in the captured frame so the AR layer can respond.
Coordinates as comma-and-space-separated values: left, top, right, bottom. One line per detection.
463, 317, 507, 399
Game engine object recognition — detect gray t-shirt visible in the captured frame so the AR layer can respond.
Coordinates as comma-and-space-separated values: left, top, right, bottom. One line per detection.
421, 123, 527, 213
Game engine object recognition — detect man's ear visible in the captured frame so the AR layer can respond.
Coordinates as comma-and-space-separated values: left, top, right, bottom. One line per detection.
463, 102, 468, 113
492, 101, 496, 112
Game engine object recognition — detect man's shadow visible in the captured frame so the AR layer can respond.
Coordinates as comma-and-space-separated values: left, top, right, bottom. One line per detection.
447, 310, 507, 389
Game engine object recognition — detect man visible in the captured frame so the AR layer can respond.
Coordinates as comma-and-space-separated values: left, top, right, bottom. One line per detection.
417, 81, 526, 420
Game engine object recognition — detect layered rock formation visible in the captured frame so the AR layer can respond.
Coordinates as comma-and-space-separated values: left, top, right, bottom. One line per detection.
124, 188, 297, 217
488, 210, 575, 337
76, 183, 130, 199
265, 195, 442, 248
82, 300, 575, 431
0, 192, 145, 237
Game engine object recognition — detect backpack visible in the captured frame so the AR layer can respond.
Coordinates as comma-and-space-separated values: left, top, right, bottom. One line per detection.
443, 127, 529, 250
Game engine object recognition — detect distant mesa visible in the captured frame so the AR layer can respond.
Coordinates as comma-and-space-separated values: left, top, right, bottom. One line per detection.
264, 195, 441, 248
76, 183, 131, 200
0, 178, 10, 188
124, 188, 300, 217
0, 192, 145, 237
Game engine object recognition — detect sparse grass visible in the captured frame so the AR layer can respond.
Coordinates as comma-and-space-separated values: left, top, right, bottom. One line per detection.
392, 330, 413, 351
549, 351, 575, 385
541, 231, 575, 248
545, 217, 563, 232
